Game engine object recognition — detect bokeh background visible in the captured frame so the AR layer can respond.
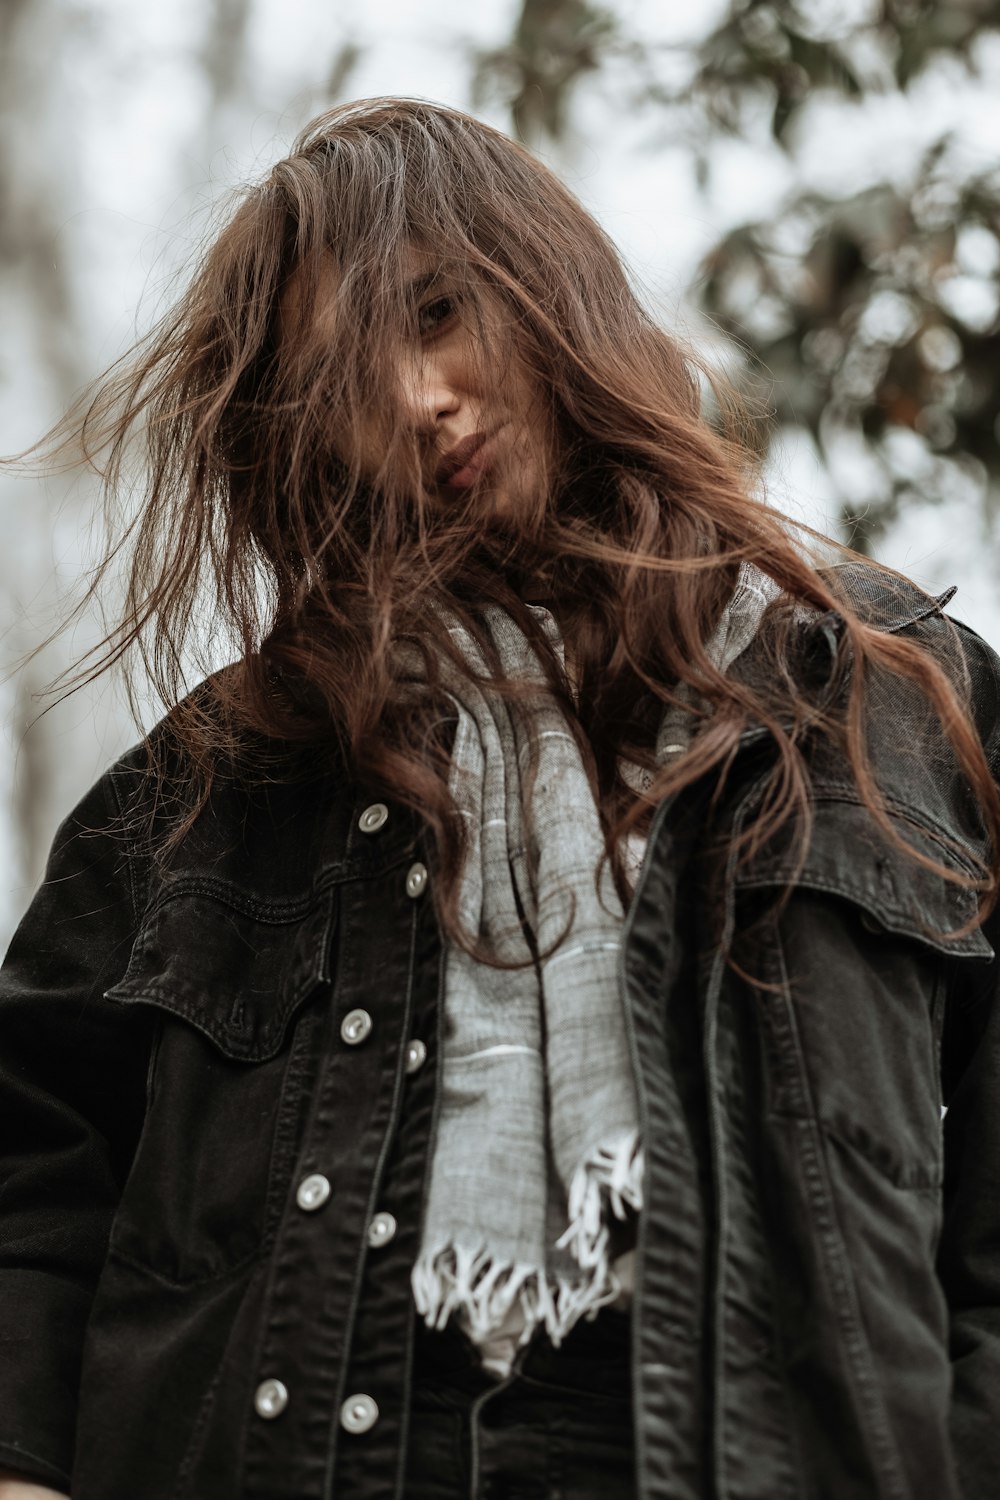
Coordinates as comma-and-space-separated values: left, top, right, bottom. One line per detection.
3, 0, 1000, 948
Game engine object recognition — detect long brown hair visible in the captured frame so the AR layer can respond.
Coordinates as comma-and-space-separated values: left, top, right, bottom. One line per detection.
18, 96, 1000, 958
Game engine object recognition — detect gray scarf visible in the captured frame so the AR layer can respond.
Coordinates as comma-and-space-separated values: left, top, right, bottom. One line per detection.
408, 566, 778, 1351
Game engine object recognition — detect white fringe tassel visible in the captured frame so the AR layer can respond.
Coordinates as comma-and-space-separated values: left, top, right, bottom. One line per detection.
412, 1131, 643, 1348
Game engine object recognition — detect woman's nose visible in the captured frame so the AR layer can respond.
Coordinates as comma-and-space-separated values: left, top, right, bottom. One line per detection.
399, 356, 460, 434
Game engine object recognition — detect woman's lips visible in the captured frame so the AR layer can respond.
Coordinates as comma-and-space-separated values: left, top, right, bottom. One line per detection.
436, 425, 505, 489
447, 437, 496, 488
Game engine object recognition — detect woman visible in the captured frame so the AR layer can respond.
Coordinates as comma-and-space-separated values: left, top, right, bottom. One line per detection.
1, 96, 999, 1500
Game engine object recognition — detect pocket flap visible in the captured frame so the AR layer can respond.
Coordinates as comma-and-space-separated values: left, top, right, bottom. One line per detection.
735, 797, 995, 961
104, 886, 337, 1060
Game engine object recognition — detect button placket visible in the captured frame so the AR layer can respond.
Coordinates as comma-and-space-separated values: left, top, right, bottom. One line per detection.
241, 847, 423, 1495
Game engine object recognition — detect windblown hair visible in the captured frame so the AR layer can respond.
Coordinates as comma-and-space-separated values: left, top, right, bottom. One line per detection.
20, 96, 1000, 956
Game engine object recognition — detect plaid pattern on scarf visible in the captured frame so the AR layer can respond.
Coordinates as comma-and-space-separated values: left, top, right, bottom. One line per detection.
408, 567, 778, 1354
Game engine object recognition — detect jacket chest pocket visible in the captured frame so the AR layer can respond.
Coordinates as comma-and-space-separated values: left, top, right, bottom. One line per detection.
735, 797, 994, 1189
103, 884, 338, 1285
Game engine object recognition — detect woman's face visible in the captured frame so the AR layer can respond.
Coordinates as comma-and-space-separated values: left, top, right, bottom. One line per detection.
389, 259, 550, 518
284, 252, 553, 520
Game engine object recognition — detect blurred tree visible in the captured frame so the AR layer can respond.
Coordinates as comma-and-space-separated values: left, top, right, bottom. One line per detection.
677, 0, 1000, 549
201, 0, 253, 108
480, 0, 1000, 553
696, 144, 1000, 547
472, 0, 622, 149
0, 0, 98, 906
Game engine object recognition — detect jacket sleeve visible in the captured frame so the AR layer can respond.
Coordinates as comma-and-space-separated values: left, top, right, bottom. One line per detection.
0, 763, 154, 1491
937, 618, 1000, 1498
939, 906, 1000, 1500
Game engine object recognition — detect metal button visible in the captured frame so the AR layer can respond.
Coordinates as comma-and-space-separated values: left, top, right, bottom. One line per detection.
405, 861, 428, 898
296, 1173, 331, 1212
405, 1038, 427, 1075
340, 1392, 379, 1434
367, 1211, 397, 1248
341, 1008, 373, 1046
254, 1378, 289, 1419
358, 802, 389, 834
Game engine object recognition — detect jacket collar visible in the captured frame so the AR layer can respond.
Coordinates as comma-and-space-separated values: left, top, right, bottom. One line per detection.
815, 559, 956, 635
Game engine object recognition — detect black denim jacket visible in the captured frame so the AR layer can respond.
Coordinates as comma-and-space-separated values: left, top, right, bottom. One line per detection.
2, 565, 1000, 1500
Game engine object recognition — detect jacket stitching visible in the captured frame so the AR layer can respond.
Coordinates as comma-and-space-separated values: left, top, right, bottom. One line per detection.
737, 872, 987, 958
819, 1122, 943, 1193
129, 857, 414, 924
103, 1241, 266, 1290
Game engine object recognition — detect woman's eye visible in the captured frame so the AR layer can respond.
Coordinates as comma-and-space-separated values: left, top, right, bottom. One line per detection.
417, 295, 457, 336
